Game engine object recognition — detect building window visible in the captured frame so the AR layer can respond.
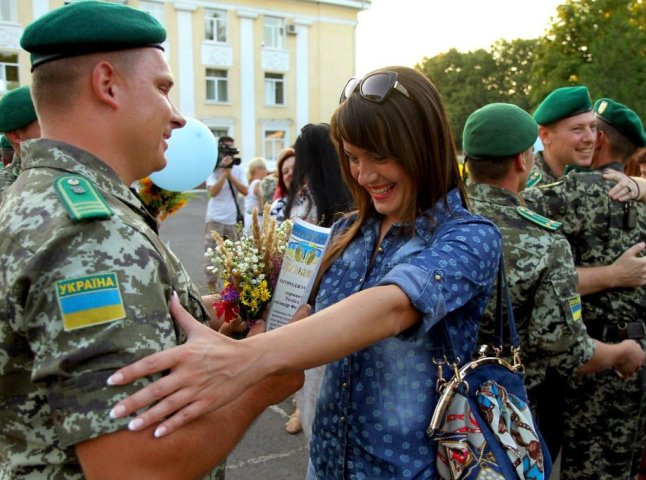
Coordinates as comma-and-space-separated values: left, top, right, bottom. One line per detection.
206, 69, 228, 103
263, 16, 285, 50
205, 9, 227, 43
0, 0, 16, 22
264, 130, 286, 166
210, 128, 230, 144
138, 1, 165, 27
264, 73, 285, 106
0, 52, 18, 93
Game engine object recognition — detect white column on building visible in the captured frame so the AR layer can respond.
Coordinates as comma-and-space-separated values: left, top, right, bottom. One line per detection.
31, 0, 49, 19
237, 10, 258, 159
174, 3, 197, 117
294, 19, 313, 130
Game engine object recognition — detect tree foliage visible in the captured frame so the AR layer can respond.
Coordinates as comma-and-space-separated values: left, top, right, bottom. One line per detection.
415, 0, 645, 149
529, 0, 645, 113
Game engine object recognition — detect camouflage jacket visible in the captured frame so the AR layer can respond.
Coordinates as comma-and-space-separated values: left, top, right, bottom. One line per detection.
521, 164, 646, 333
0, 140, 220, 479
0, 153, 22, 196
468, 184, 594, 391
525, 151, 559, 189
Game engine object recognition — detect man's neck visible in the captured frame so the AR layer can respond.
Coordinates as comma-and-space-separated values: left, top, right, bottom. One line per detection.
542, 151, 564, 177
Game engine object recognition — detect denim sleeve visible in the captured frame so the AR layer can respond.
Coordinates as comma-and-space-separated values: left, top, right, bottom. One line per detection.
377, 218, 501, 340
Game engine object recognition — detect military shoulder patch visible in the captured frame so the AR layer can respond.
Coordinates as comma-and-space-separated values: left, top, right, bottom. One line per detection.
516, 206, 562, 231
568, 295, 582, 322
55, 272, 126, 331
524, 169, 542, 189
53, 175, 113, 222
538, 180, 564, 189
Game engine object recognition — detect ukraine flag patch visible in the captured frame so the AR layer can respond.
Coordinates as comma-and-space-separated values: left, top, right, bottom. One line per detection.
569, 296, 582, 322
55, 272, 126, 331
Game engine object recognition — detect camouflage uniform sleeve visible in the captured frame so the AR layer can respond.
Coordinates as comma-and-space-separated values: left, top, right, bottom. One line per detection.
10, 219, 179, 448
527, 235, 595, 377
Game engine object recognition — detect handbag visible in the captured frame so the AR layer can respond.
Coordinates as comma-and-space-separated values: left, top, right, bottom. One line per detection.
428, 259, 552, 480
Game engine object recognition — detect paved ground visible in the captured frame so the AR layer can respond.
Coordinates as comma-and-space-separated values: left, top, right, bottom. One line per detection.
159, 190, 309, 479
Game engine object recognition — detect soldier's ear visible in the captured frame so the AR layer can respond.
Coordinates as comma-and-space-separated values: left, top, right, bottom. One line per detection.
516, 152, 529, 172
91, 61, 120, 111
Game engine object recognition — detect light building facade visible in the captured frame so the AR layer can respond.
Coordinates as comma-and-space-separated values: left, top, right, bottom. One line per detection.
1, 0, 369, 169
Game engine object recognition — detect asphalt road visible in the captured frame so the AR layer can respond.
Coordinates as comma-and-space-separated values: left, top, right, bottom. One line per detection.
159, 190, 310, 479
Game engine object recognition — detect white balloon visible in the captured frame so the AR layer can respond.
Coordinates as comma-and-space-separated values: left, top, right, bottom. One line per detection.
150, 117, 217, 191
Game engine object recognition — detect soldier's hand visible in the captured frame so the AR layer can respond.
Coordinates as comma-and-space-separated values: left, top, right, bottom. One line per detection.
609, 242, 646, 288
614, 339, 646, 378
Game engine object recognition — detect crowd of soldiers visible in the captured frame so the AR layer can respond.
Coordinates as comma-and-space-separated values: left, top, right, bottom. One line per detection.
0, 1, 644, 479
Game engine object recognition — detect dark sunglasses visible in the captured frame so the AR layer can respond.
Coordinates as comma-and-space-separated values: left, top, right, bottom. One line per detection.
339, 71, 410, 104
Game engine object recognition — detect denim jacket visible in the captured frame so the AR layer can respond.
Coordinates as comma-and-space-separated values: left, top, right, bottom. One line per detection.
309, 189, 501, 479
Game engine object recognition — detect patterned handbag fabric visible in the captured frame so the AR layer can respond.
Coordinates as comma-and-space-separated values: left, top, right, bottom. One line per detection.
429, 259, 551, 480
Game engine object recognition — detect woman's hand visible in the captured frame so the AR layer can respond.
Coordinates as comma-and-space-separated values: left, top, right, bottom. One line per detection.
603, 169, 644, 202
107, 294, 264, 437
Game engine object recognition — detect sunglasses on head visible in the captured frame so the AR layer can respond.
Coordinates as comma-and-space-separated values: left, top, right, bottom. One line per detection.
339, 71, 410, 104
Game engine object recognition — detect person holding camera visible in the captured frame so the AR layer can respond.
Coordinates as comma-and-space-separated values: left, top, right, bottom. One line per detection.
205, 136, 248, 290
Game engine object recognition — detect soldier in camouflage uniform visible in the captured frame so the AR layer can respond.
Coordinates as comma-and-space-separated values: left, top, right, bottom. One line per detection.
463, 103, 645, 462
522, 98, 646, 479
0, 3, 301, 479
0, 85, 40, 195
525, 86, 597, 188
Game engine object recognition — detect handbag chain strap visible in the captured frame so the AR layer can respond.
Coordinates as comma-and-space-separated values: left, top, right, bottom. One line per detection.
432, 256, 523, 403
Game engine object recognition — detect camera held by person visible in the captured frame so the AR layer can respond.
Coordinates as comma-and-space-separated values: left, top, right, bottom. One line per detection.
216, 144, 241, 169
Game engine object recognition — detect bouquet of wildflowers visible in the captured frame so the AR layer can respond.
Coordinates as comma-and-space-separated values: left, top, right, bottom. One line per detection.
137, 177, 193, 221
206, 203, 292, 324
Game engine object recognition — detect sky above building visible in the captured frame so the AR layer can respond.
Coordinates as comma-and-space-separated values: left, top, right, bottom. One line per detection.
355, 0, 564, 76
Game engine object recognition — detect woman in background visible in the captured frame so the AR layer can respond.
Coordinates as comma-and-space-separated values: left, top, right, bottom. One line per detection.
268, 147, 296, 225
285, 123, 353, 228
243, 157, 268, 233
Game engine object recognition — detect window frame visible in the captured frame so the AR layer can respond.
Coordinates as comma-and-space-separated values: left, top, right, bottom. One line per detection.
263, 16, 285, 50
205, 68, 229, 104
264, 72, 286, 107
204, 8, 228, 43
0, 51, 19, 94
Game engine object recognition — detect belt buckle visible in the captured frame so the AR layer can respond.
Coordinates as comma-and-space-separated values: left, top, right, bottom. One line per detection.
617, 321, 646, 340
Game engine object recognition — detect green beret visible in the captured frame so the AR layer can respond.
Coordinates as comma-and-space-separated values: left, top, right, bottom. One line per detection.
533, 86, 593, 125
21, 1, 166, 71
0, 135, 12, 150
0, 86, 37, 133
463, 103, 538, 159
594, 98, 646, 148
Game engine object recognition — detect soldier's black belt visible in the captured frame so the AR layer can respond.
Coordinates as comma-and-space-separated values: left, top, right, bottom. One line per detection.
587, 321, 646, 342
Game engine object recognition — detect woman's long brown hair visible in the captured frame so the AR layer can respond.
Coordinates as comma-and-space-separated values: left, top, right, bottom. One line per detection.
311, 66, 466, 298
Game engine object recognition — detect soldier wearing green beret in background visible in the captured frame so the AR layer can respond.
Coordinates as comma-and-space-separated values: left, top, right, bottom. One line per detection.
0, 2, 302, 479
526, 86, 597, 188
0, 135, 13, 166
522, 98, 646, 479
464, 103, 645, 462
0, 85, 40, 194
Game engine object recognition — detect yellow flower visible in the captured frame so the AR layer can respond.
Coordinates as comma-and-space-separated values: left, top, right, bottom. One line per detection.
257, 281, 271, 302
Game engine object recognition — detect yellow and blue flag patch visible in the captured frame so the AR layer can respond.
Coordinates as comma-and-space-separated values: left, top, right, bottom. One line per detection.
569, 296, 582, 322
55, 272, 126, 331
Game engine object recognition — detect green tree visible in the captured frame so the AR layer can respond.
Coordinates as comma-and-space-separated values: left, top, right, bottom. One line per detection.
490, 38, 538, 112
417, 39, 538, 147
529, 0, 645, 113
417, 48, 502, 147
